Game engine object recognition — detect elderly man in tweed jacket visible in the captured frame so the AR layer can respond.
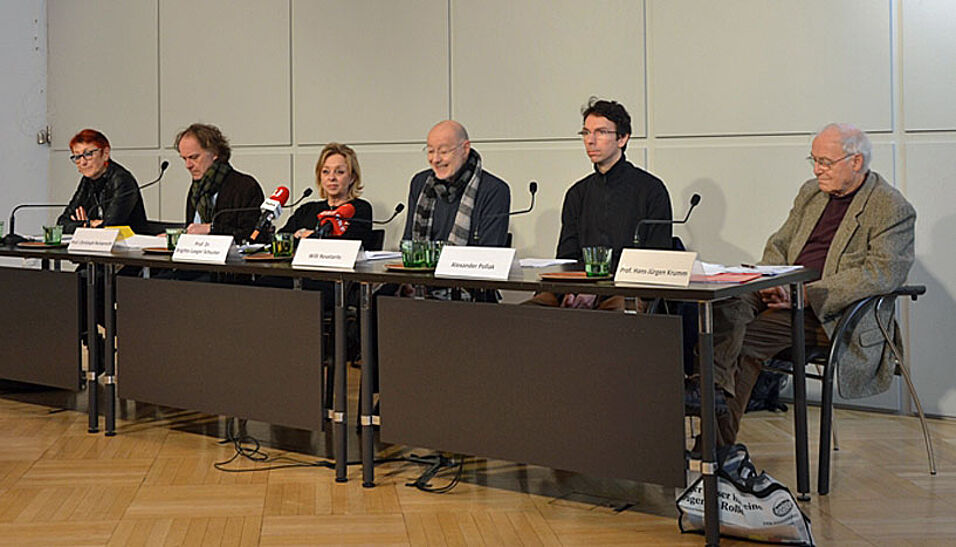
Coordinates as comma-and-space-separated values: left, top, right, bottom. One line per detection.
703, 123, 916, 447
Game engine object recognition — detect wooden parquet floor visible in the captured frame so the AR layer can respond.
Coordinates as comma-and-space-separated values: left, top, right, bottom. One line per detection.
0, 380, 953, 545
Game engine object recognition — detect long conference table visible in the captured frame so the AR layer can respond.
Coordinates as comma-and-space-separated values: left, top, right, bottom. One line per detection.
0, 243, 814, 546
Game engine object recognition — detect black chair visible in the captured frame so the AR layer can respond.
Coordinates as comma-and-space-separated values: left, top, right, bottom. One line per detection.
769, 285, 936, 495
366, 229, 385, 252
144, 219, 184, 234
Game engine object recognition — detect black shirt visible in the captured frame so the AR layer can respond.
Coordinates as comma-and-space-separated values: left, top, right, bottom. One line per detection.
279, 198, 374, 249
557, 153, 673, 263
56, 161, 149, 234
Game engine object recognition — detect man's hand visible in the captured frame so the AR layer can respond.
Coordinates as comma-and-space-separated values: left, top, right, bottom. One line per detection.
759, 286, 791, 310
294, 228, 315, 239
186, 222, 212, 235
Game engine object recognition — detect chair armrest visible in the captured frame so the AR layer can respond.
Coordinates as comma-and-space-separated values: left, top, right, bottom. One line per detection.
892, 285, 925, 300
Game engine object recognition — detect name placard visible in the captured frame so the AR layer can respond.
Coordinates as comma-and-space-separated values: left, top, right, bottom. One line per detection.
614, 249, 698, 287
68, 228, 119, 253
292, 239, 362, 270
435, 246, 516, 281
172, 234, 233, 264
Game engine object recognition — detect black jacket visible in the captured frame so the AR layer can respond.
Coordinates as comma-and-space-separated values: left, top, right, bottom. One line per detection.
186, 167, 264, 243
557, 153, 673, 263
56, 161, 149, 234
279, 198, 374, 249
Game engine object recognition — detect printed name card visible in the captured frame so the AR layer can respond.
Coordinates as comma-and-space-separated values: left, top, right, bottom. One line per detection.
292, 239, 362, 270
614, 249, 698, 287
68, 228, 119, 253
171, 234, 233, 264
435, 246, 516, 281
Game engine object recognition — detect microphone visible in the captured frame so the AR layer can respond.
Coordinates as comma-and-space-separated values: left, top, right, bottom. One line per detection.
471, 181, 537, 245
3, 203, 69, 246
374, 203, 404, 225
248, 186, 291, 241
210, 187, 313, 240
90, 160, 170, 222
632, 193, 700, 249
314, 203, 356, 238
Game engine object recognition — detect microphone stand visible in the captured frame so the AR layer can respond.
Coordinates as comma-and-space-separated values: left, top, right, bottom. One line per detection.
3, 204, 69, 246
471, 181, 537, 245
632, 193, 701, 249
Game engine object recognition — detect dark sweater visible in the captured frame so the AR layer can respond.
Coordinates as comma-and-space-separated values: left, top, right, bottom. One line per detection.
186, 166, 264, 243
401, 168, 511, 246
279, 198, 374, 249
57, 161, 149, 234
557, 153, 673, 263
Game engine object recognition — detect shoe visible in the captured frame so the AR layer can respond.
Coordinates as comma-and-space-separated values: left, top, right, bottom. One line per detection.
684, 377, 729, 416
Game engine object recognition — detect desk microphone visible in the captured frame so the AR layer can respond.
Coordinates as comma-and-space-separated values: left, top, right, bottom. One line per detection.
89, 160, 170, 223
633, 193, 700, 249
210, 187, 313, 240
374, 203, 404, 225
3, 203, 68, 246
471, 181, 537, 245
314, 203, 356, 238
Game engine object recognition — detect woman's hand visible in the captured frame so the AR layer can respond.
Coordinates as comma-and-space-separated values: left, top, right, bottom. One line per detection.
294, 228, 315, 239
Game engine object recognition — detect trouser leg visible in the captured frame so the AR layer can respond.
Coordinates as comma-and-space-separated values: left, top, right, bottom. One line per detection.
717, 307, 829, 446
712, 292, 763, 394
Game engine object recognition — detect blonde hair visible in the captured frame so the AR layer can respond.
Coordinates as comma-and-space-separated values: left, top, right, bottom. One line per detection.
315, 143, 363, 200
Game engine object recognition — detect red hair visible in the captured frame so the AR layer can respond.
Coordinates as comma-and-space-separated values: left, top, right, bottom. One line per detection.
69, 129, 110, 150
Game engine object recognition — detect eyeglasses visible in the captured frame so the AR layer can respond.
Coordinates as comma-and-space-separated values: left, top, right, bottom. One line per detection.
806, 153, 855, 169
424, 142, 465, 159
69, 149, 101, 163
577, 128, 618, 140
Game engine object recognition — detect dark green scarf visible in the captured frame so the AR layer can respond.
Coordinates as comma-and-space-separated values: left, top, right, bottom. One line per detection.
188, 161, 231, 223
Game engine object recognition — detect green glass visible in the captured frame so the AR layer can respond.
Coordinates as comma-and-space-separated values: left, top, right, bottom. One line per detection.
0, 220, 4, 239
424, 240, 444, 267
43, 225, 63, 246
272, 232, 294, 257
165, 228, 184, 250
582, 246, 612, 277
400, 239, 428, 268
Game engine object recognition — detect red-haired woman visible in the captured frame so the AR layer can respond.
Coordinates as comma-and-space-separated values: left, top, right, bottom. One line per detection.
56, 129, 149, 233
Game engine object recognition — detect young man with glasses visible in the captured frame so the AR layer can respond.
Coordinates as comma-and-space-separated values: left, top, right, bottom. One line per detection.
402, 120, 511, 246
695, 123, 917, 448
529, 98, 673, 309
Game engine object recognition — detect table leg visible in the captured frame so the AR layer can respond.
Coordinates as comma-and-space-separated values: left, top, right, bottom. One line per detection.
334, 280, 348, 482
360, 282, 376, 487
698, 301, 720, 546
86, 263, 99, 433
790, 282, 810, 500
104, 264, 117, 436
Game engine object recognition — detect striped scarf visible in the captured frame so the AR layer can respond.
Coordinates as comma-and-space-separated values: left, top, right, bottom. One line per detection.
412, 149, 482, 246
188, 161, 231, 223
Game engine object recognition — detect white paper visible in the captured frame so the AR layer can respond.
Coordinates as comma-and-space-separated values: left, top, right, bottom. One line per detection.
292, 239, 362, 270
363, 250, 401, 261
115, 234, 165, 249
435, 246, 516, 281
519, 258, 577, 268
699, 261, 801, 276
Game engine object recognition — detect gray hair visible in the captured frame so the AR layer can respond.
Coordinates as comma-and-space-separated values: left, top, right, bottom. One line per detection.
816, 123, 872, 171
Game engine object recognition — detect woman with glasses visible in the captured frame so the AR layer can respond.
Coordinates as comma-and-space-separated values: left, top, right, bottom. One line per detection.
56, 128, 149, 234
278, 142, 374, 249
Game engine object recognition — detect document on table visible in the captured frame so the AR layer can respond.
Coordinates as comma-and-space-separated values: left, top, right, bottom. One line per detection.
115, 234, 165, 249
362, 250, 401, 261
698, 261, 801, 276
519, 258, 577, 268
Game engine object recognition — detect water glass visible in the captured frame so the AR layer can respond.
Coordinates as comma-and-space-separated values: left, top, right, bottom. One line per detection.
582, 246, 612, 277
165, 228, 184, 250
400, 239, 428, 268
272, 232, 294, 257
43, 225, 63, 246
424, 240, 444, 267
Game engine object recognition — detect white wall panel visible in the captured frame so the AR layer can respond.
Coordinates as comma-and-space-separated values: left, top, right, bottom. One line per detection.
158, 152, 287, 225
48, 0, 158, 149
649, 0, 892, 136
160, 0, 290, 147
292, 0, 448, 145
652, 142, 895, 264
902, 0, 956, 130
903, 141, 956, 416
452, 0, 646, 140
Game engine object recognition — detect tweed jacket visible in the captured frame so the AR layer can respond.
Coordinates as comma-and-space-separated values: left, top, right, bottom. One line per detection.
761, 171, 916, 398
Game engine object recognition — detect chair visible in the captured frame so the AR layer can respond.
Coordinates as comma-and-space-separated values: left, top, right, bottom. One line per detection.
366, 229, 385, 252
769, 285, 936, 495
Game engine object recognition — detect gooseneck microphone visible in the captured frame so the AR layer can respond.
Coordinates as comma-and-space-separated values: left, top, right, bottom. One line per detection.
471, 181, 537, 245
91, 160, 171, 222
3, 203, 69, 246
632, 193, 701, 249
374, 203, 405, 225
